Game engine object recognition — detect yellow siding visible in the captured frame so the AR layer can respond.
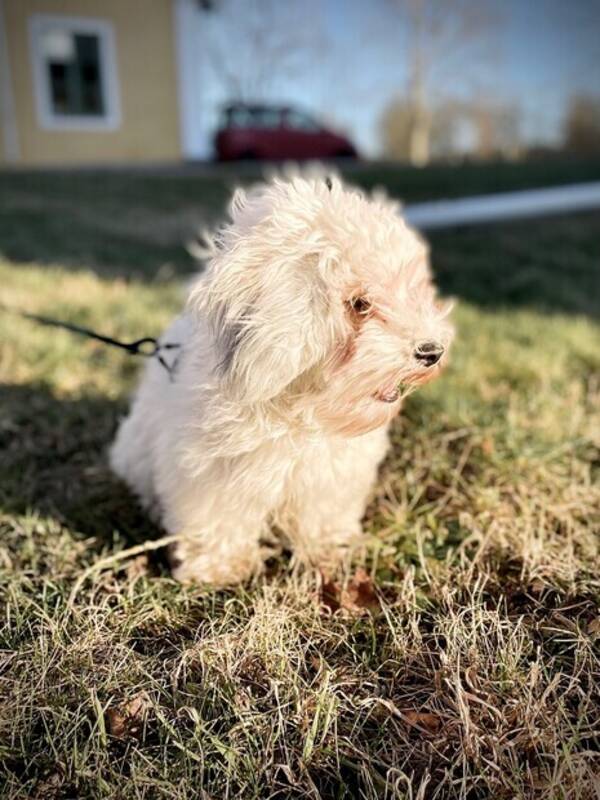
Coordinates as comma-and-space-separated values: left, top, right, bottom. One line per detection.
3, 0, 181, 164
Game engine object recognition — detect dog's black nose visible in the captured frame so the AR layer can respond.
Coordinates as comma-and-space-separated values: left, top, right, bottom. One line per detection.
414, 341, 444, 366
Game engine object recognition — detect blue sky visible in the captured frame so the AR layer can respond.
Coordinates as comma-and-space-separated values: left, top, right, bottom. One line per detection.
201, 0, 600, 156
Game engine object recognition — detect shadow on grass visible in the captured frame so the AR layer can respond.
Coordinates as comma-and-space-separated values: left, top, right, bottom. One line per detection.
0, 170, 233, 279
0, 382, 161, 549
0, 205, 196, 280
430, 211, 600, 319
1, 162, 600, 316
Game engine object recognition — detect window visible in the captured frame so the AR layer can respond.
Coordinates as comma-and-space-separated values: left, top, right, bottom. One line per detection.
285, 110, 320, 132
227, 107, 255, 128
253, 109, 283, 129
29, 15, 121, 130
225, 106, 283, 130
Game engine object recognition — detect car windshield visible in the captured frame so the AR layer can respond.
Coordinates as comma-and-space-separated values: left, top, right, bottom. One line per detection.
285, 110, 321, 132
225, 107, 283, 129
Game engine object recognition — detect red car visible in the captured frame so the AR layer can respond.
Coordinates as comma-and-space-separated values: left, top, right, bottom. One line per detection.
215, 104, 358, 161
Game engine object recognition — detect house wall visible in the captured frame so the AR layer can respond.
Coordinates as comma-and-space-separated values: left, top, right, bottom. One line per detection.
1, 0, 182, 165
173, 0, 211, 160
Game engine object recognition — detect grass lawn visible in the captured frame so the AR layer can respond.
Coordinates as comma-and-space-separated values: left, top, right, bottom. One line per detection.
1, 161, 599, 799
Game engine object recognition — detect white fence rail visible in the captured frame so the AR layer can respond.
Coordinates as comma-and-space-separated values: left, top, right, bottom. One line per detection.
404, 181, 600, 230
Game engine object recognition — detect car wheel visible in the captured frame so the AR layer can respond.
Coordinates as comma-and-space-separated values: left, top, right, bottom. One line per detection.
335, 147, 356, 158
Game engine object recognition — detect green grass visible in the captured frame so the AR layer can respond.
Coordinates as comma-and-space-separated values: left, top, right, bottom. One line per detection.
1, 163, 600, 799
1, 157, 600, 279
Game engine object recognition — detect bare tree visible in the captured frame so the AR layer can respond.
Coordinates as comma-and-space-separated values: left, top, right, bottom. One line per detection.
380, 97, 413, 160
201, 0, 326, 103
385, 0, 500, 165
382, 94, 520, 163
563, 94, 600, 155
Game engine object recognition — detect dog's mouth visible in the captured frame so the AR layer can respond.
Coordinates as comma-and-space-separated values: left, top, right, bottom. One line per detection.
373, 370, 437, 404
373, 368, 438, 403
373, 383, 404, 404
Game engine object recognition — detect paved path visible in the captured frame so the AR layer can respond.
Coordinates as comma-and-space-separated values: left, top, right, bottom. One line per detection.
404, 181, 600, 230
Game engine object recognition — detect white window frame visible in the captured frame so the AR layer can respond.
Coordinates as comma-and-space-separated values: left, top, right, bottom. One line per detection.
29, 14, 121, 132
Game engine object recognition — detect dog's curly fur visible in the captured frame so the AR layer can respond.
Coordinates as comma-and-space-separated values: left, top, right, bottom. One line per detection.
110, 174, 454, 585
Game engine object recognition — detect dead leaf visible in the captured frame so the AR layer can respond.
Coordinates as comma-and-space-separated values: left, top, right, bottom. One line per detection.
106, 693, 150, 739
105, 707, 127, 738
403, 710, 442, 735
587, 617, 600, 636
529, 578, 546, 595
32, 771, 63, 799
464, 664, 480, 692
319, 573, 341, 613
481, 436, 495, 456
319, 568, 381, 615
126, 554, 149, 580
340, 568, 381, 614
309, 654, 322, 672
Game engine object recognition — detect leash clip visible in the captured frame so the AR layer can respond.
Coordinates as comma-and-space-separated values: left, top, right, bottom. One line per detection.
128, 338, 182, 379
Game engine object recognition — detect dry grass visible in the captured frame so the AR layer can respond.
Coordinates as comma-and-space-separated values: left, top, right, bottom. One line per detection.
1, 167, 599, 799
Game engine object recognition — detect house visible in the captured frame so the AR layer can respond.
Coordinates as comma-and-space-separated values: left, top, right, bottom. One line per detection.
0, 0, 212, 165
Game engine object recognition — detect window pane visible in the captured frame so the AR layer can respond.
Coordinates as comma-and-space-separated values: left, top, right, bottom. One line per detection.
230, 108, 254, 128
254, 109, 281, 129
286, 110, 319, 132
77, 35, 104, 114
49, 62, 68, 112
45, 30, 104, 116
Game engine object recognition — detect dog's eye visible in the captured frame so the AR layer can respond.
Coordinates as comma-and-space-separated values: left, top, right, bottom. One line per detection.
347, 296, 371, 316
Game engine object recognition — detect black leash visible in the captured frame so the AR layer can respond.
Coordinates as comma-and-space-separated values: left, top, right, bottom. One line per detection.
1, 304, 181, 379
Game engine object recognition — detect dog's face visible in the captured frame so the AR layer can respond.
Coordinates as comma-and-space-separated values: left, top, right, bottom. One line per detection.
313, 231, 454, 436
191, 175, 454, 436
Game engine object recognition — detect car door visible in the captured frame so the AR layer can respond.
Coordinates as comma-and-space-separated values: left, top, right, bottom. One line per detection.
282, 109, 324, 159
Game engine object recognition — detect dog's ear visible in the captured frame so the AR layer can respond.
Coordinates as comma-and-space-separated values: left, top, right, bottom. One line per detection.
189, 184, 333, 403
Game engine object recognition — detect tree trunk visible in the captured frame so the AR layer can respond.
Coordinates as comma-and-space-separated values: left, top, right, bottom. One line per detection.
408, 106, 431, 166
407, 0, 430, 166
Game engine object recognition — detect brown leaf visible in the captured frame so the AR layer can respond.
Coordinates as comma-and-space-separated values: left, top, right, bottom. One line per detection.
319, 573, 341, 613
403, 710, 442, 735
319, 568, 381, 615
529, 578, 546, 595
106, 693, 150, 739
105, 707, 128, 739
341, 568, 381, 614
464, 664, 480, 692
481, 436, 495, 456
32, 771, 63, 799
126, 554, 149, 580
587, 617, 600, 636
309, 654, 322, 672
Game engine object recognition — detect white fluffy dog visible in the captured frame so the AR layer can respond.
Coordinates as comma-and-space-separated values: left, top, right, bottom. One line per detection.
110, 174, 453, 585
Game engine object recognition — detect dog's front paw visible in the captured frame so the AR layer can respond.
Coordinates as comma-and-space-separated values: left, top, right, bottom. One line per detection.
293, 525, 364, 571
169, 542, 262, 587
